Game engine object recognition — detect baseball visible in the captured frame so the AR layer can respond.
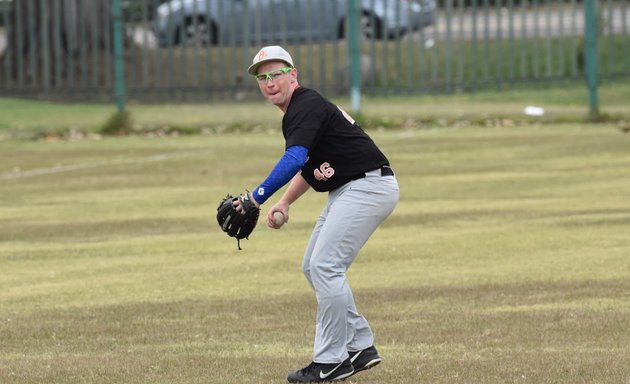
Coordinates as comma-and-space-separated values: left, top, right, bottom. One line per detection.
273, 211, 285, 227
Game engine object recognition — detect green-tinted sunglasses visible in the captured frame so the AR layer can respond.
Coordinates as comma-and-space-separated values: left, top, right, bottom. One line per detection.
255, 67, 293, 83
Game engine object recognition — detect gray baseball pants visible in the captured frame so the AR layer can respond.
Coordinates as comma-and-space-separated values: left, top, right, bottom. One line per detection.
301, 168, 399, 363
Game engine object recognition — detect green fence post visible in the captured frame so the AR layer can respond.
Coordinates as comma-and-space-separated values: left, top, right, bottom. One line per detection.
347, 0, 361, 114
40, 0, 50, 95
112, 0, 126, 112
583, 0, 599, 118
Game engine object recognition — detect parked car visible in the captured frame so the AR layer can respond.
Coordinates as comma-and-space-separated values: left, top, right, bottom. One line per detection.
153, 0, 436, 47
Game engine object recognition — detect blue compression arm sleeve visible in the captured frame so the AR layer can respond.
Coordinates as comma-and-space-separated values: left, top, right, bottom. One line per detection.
252, 145, 308, 205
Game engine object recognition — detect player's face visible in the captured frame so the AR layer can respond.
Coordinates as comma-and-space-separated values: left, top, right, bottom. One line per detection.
256, 61, 297, 111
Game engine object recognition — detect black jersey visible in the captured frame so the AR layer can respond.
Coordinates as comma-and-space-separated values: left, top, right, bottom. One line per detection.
283, 87, 389, 192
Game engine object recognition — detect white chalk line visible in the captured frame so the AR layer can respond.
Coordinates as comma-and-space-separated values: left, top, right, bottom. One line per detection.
1, 149, 213, 181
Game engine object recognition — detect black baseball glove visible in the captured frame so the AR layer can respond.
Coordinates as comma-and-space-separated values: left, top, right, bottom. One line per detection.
216, 193, 260, 250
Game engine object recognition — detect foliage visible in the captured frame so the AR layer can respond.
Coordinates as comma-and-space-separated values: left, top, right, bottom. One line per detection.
99, 110, 134, 135
1, 79, 630, 141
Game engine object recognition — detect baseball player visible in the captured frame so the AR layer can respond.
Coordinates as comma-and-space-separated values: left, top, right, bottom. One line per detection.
241, 46, 399, 382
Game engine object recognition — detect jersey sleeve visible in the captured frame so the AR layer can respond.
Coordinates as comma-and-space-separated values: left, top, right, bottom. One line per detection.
283, 90, 328, 150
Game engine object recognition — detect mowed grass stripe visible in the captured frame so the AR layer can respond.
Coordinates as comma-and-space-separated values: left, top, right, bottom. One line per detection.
2, 282, 628, 383
1, 124, 629, 383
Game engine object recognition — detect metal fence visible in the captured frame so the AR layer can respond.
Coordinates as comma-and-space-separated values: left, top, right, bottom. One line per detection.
0, 0, 628, 102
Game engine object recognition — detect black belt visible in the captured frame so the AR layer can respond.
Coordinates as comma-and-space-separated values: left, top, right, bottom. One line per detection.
380, 166, 395, 177
352, 166, 395, 180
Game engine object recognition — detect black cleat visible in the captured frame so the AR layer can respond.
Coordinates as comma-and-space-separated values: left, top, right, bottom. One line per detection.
287, 358, 354, 383
348, 346, 382, 375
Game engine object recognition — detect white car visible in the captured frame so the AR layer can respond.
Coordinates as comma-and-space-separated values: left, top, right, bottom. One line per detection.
154, 0, 436, 46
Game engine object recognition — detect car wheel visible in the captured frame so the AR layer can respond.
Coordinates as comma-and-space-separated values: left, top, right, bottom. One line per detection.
359, 12, 383, 39
337, 12, 383, 40
178, 17, 217, 46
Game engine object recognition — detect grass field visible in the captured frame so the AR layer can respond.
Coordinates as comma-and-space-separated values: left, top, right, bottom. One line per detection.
2, 79, 630, 140
0, 118, 630, 384
1, 112, 629, 383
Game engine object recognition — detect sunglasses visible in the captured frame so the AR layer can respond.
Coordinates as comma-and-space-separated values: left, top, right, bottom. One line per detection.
255, 67, 293, 83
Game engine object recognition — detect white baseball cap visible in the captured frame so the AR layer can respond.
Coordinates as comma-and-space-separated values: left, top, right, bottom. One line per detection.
248, 46, 294, 76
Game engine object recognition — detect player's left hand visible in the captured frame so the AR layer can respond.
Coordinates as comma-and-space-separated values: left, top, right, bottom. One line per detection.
233, 192, 260, 213
217, 192, 260, 250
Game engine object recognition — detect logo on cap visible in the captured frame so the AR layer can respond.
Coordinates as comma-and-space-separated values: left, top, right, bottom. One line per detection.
257, 50, 267, 61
